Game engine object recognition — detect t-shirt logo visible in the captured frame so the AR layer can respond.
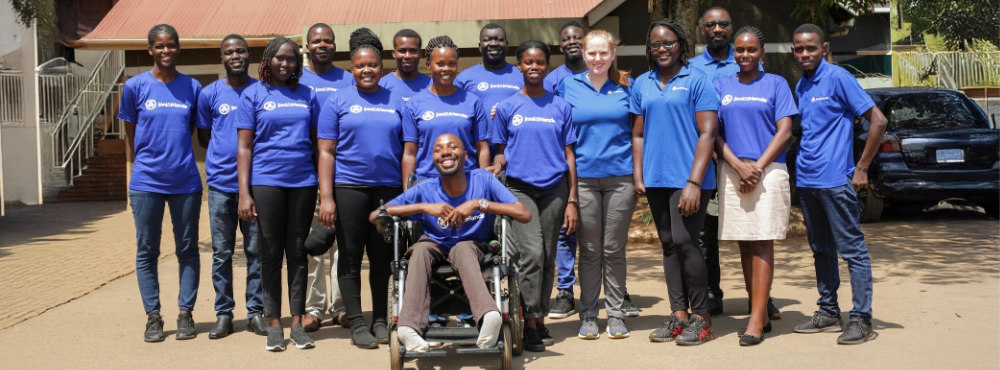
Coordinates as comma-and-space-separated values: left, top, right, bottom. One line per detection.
477, 82, 489, 91
811, 96, 830, 103
349, 105, 363, 114
436, 217, 448, 229
401, 96, 411, 101
721, 95, 733, 105
263, 101, 277, 111
422, 111, 435, 121
511, 114, 524, 126
218, 103, 231, 115
144, 100, 157, 110
672, 86, 689, 91
608, 89, 623, 95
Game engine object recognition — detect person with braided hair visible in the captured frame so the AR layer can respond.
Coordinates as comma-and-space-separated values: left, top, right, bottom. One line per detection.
380, 29, 432, 101
401, 35, 491, 184
316, 29, 405, 349
713, 26, 798, 346
120, 23, 203, 343
236, 36, 320, 352
631, 18, 720, 346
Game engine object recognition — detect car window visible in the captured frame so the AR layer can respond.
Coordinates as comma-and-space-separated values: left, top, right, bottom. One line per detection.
882, 92, 990, 131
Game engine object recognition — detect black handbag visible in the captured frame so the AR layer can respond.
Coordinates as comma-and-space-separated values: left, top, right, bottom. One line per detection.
304, 221, 336, 256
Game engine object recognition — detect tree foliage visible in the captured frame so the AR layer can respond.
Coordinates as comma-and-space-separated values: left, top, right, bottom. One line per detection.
901, 0, 1000, 50
790, 0, 877, 25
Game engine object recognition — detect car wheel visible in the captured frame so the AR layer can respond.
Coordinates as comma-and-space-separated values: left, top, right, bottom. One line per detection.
858, 188, 885, 223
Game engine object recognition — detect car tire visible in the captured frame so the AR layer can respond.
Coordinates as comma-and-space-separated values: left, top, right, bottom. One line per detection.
858, 188, 885, 223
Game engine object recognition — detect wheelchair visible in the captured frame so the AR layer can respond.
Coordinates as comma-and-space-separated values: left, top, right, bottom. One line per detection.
375, 180, 523, 370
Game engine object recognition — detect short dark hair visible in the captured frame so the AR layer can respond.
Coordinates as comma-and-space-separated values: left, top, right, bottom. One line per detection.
393, 29, 422, 49
480, 23, 506, 38
147, 24, 179, 47
515, 40, 550, 63
220, 34, 248, 50
349, 27, 383, 60
700, 6, 730, 22
308, 23, 334, 38
425, 35, 459, 62
559, 20, 587, 34
793, 23, 826, 42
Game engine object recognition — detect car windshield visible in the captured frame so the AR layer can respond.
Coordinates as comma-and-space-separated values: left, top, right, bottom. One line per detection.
882, 92, 990, 131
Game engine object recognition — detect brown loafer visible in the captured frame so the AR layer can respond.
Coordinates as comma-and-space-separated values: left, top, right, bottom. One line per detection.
302, 313, 322, 332
332, 311, 350, 329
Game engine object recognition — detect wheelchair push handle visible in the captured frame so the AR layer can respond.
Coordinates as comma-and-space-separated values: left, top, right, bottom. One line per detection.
375, 200, 394, 243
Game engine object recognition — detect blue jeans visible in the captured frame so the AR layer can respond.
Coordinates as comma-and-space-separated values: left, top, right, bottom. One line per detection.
129, 189, 202, 315
798, 184, 874, 322
208, 188, 264, 319
556, 227, 577, 295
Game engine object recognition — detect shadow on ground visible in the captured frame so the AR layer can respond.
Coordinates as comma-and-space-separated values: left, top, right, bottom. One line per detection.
0, 201, 125, 259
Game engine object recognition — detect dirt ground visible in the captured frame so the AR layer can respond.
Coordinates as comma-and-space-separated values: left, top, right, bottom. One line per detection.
0, 202, 997, 369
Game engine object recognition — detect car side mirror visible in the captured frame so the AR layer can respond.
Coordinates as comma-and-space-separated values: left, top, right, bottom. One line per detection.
374, 200, 394, 243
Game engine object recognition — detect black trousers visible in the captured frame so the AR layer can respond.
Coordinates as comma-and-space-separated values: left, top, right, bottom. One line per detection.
646, 187, 712, 314
699, 210, 723, 298
252, 185, 317, 319
334, 186, 402, 325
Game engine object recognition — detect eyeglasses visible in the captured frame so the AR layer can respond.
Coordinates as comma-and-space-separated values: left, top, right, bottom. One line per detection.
702, 20, 732, 29
649, 40, 678, 51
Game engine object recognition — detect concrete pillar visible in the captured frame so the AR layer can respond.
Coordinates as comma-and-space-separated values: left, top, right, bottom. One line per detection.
1, 19, 43, 206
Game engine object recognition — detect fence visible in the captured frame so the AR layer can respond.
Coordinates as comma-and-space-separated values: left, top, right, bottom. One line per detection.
895, 51, 1000, 89
0, 71, 23, 123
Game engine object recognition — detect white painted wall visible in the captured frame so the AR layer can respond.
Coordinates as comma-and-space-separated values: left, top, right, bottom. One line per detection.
1, 19, 42, 206
0, 2, 27, 70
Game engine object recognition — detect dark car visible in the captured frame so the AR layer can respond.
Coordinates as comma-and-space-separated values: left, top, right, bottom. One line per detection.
853, 88, 999, 222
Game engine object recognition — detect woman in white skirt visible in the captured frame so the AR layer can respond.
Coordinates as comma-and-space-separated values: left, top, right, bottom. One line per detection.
714, 26, 798, 346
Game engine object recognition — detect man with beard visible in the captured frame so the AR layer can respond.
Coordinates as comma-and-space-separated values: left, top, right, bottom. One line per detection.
457, 23, 523, 162
195, 34, 268, 339
299, 22, 353, 333
380, 29, 432, 101
543, 20, 588, 92
688, 6, 778, 320
374, 133, 531, 353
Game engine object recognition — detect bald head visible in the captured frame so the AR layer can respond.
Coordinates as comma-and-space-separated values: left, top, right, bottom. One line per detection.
432, 133, 467, 177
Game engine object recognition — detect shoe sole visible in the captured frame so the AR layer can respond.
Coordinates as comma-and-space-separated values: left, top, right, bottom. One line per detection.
266, 344, 286, 352
541, 339, 554, 346
175, 333, 197, 340
292, 340, 315, 349
837, 331, 878, 345
624, 311, 640, 317
144, 336, 165, 343
352, 341, 379, 349
794, 325, 843, 334
578, 333, 599, 340
547, 310, 575, 319
648, 336, 676, 343
428, 342, 443, 348
770, 313, 782, 320
676, 334, 716, 346
524, 345, 545, 352
607, 332, 629, 339
209, 328, 233, 339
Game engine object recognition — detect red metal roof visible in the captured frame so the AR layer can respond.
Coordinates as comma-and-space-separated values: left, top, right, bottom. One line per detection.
79, 0, 606, 48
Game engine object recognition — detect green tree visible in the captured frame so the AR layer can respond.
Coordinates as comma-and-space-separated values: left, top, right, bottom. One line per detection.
8, 0, 58, 62
790, 0, 877, 25
900, 0, 1000, 50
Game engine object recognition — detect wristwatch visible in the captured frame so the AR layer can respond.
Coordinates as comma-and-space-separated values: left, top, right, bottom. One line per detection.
479, 198, 489, 212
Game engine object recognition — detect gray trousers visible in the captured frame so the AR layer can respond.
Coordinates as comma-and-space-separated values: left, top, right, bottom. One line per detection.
305, 247, 345, 318
577, 176, 636, 320
507, 177, 567, 320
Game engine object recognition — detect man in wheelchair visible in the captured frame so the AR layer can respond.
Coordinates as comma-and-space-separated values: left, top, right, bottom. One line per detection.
370, 133, 531, 353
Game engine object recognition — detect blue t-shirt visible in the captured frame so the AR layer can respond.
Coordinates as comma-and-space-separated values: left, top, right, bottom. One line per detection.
235, 82, 319, 187
317, 87, 405, 187
456, 63, 523, 111
795, 59, 875, 188
543, 64, 584, 92
117, 71, 203, 194
715, 73, 798, 163
299, 67, 353, 104
629, 66, 720, 189
379, 73, 432, 102
556, 73, 634, 178
196, 78, 258, 193
402, 89, 489, 179
492, 93, 577, 189
689, 45, 762, 83
387, 169, 519, 250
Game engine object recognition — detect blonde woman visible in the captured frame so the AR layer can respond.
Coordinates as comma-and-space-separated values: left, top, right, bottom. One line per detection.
555, 30, 636, 340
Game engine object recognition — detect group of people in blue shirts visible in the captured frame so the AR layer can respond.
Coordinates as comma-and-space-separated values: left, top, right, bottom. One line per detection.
122, 5, 885, 353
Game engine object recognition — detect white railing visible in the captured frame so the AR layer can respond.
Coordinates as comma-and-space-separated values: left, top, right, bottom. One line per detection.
49, 50, 125, 182
896, 51, 1000, 89
0, 71, 23, 123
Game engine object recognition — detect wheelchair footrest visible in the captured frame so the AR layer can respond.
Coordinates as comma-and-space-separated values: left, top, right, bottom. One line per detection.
456, 347, 502, 355
401, 349, 448, 358
424, 326, 480, 341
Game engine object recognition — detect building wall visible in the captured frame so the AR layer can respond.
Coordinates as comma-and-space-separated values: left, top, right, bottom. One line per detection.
0, 2, 26, 70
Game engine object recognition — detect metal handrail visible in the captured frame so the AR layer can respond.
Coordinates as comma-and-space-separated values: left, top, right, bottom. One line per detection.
49, 50, 124, 179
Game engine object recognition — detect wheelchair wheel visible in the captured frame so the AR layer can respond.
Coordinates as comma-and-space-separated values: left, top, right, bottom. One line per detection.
507, 270, 524, 357
387, 278, 397, 327
389, 329, 402, 370
500, 322, 513, 370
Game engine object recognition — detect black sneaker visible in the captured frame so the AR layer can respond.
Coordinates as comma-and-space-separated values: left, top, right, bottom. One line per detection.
144, 315, 165, 343
266, 326, 286, 352
767, 298, 781, 320
539, 324, 554, 346
176, 313, 197, 340
675, 315, 716, 346
707, 294, 724, 317
523, 327, 545, 352
290, 324, 315, 349
350, 323, 379, 349
371, 321, 390, 345
548, 290, 576, 319
648, 313, 685, 342
837, 317, 877, 345
622, 293, 641, 317
794, 311, 843, 333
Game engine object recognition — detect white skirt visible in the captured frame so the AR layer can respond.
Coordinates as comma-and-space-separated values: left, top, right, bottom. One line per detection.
718, 161, 791, 241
